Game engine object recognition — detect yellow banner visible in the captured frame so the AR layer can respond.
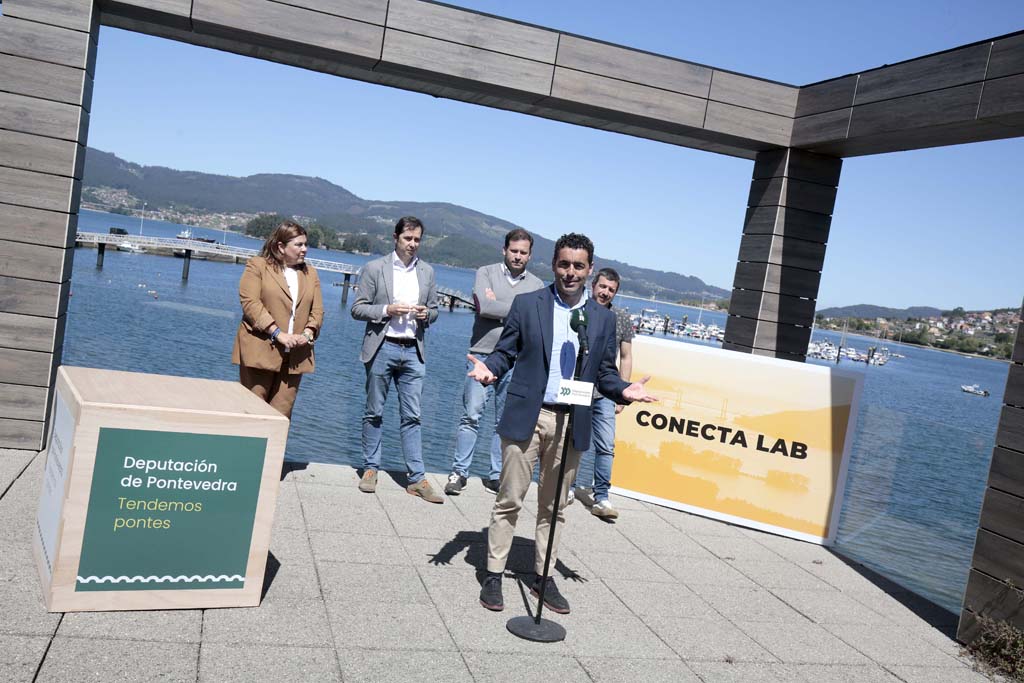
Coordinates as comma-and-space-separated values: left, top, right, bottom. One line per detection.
613, 337, 863, 544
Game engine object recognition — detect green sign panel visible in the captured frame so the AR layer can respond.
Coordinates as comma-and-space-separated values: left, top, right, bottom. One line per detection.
76, 428, 267, 592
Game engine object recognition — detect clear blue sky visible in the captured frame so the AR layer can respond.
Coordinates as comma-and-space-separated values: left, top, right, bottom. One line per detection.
86, 0, 1024, 310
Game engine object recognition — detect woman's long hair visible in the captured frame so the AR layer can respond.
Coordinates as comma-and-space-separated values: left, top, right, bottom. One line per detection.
260, 220, 307, 271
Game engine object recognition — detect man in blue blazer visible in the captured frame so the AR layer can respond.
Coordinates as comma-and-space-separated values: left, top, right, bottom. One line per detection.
467, 233, 657, 613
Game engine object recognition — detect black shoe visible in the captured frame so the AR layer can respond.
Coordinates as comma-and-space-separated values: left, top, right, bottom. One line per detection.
479, 573, 504, 611
444, 472, 467, 495
530, 576, 570, 614
482, 478, 500, 494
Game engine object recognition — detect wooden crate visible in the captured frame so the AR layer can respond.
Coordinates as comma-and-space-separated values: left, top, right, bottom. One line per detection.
34, 365, 289, 612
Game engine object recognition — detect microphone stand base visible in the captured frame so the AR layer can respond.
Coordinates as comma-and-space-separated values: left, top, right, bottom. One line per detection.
506, 615, 566, 642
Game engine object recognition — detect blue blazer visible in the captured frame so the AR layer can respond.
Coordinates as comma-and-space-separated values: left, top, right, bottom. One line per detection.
484, 285, 629, 451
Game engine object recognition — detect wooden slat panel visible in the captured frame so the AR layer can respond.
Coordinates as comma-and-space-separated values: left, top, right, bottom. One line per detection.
2, 0, 99, 33
0, 167, 80, 213
709, 71, 797, 117
854, 43, 990, 105
0, 16, 97, 74
752, 148, 842, 186
0, 203, 77, 248
807, 117, 1018, 158
978, 73, 1024, 122
549, 66, 706, 127
0, 417, 44, 450
723, 316, 811, 354
748, 177, 838, 215
100, 0, 193, 30
722, 339, 806, 362
0, 91, 89, 142
738, 234, 827, 272
0, 347, 58, 387
997, 405, 1024, 453
0, 52, 93, 108
849, 83, 984, 138
555, 34, 712, 98
987, 33, 1024, 80
0, 275, 69, 318
791, 108, 851, 147
278, 0, 386, 24
704, 101, 790, 147
728, 289, 816, 327
973, 528, 1024, 588
386, 0, 557, 63
991, 447, 1024, 499
192, 0, 385, 66
0, 382, 48, 422
1012, 321, 1024, 363
957, 608, 982, 645
795, 75, 857, 117
0, 241, 72, 283
0, 130, 85, 178
1006, 363, 1024, 408
380, 29, 553, 97
743, 206, 831, 243
979, 487, 1024, 546
0, 312, 64, 353
731, 261, 821, 299
962, 569, 1024, 629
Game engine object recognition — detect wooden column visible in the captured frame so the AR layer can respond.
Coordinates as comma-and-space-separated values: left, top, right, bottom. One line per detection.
723, 148, 841, 361
959, 306, 1024, 643
0, 0, 97, 450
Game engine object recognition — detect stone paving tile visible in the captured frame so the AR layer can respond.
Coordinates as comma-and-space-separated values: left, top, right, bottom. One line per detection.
651, 554, 758, 588
577, 656, 702, 682
615, 524, 720, 558
203, 598, 332, 647
318, 562, 433, 606
260, 552, 322, 603
645, 614, 779, 662
728, 559, 834, 591
0, 455, 43, 542
689, 584, 809, 623
0, 449, 35, 496
338, 648, 473, 682
734, 620, 872, 665
269, 516, 315, 558
299, 489, 394, 535
58, 609, 202, 643
462, 652, 590, 682
844, 588, 959, 629
284, 463, 362, 486
605, 491, 651, 510
327, 602, 457, 652
769, 588, 893, 625
571, 548, 677, 583
0, 634, 49, 683
692, 534, 790, 562
791, 663, 901, 681
0, 579, 61, 636
559, 516, 638, 554
555, 577, 638, 617
884, 664, 994, 682
801, 559, 905, 593
378, 496, 476, 540
602, 578, 717, 618
740, 529, 844, 561
686, 661, 803, 682
651, 508, 747, 537
823, 623, 964, 667
564, 611, 678, 659
271, 480, 306, 530
309, 531, 412, 566
36, 637, 198, 682
199, 643, 340, 682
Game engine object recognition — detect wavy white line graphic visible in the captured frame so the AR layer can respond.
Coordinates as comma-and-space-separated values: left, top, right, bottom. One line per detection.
76, 574, 245, 584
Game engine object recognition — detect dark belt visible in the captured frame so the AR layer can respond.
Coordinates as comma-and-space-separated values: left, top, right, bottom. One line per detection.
384, 337, 417, 347
541, 403, 571, 414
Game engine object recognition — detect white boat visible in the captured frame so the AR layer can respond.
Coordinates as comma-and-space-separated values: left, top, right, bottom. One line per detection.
961, 384, 990, 397
116, 241, 144, 253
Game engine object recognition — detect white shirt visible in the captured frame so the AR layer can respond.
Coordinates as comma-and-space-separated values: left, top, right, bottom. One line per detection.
283, 266, 299, 333
387, 252, 419, 339
502, 263, 528, 286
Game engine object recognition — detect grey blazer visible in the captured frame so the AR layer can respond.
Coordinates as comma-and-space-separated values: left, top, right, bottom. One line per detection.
350, 254, 439, 363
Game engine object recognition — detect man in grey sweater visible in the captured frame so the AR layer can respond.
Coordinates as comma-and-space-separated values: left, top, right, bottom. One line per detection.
445, 228, 544, 495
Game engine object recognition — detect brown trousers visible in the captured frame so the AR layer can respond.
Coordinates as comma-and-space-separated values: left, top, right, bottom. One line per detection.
239, 363, 302, 419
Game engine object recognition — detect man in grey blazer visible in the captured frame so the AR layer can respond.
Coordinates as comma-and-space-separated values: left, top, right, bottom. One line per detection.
351, 216, 442, 503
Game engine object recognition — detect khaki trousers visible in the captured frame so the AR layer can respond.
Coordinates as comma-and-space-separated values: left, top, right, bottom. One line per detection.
486, 407, 581, 575
239, 363, 302, 418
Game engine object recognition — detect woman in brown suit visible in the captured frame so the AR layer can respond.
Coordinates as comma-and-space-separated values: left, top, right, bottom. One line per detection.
232, 220, 323, 418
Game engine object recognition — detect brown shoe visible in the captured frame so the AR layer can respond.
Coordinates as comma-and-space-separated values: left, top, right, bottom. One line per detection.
358, 469, 377, 493
407, 478, 444, 503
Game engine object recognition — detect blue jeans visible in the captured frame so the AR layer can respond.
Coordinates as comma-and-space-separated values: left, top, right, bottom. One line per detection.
451, 354, 510, 480
574, 395, 616, 502
361, 340, 426, 484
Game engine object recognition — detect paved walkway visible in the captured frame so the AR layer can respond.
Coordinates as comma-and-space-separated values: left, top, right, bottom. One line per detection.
0, 450, 992, 682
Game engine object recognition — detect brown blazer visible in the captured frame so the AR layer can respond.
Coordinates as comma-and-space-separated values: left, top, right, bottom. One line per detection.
231, 256, 324, 374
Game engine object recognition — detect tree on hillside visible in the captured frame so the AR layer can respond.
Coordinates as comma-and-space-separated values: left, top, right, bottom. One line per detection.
245, 214, 289, 239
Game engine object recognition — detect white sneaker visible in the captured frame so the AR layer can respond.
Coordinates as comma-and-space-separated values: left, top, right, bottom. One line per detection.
591, 499, 619, 519
565, 488, 575, 506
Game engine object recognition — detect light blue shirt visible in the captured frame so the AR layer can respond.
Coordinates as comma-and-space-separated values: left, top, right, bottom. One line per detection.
544, 284, 589, 403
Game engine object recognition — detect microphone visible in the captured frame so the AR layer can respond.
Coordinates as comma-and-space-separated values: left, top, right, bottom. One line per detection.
570, 308, 589, 356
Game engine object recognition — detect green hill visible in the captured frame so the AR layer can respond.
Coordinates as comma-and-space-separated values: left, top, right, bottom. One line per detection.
816, 304, 943, 320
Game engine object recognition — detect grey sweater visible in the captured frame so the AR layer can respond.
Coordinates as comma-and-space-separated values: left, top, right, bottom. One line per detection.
469, 263, 545, 354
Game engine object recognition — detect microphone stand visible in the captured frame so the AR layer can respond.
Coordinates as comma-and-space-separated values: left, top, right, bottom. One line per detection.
506, 341, 586, 643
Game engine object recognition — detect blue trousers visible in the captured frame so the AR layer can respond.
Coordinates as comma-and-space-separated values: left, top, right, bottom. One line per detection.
361, 340, 426, 484
574, 395, 616, 502
451, 354, 510, 480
